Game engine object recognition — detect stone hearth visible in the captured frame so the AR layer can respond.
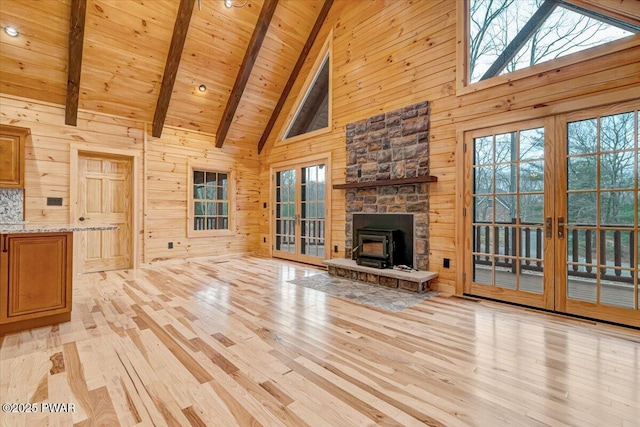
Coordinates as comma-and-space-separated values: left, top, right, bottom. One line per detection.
324, 259, 436, 293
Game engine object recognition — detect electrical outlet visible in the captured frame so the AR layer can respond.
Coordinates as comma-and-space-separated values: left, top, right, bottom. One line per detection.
168, 242, 173, 249
443, 258, 450, 268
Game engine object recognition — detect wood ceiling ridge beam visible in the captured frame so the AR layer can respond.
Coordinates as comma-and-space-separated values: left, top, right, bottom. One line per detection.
257, 0, 334, 154
151, 0, 197, 138
215, 0, 280, 149
65, 0, 87, 126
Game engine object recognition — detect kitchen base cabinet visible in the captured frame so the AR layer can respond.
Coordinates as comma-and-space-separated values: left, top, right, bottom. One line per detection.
0, 232, 72, 335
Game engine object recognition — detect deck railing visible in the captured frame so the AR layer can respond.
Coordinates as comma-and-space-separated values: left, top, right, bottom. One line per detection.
474, 221, 636, 284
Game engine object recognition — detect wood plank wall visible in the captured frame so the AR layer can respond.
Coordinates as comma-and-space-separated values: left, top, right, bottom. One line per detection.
0, 95, 261, 266
258, 0, 640, 293
144, 129, 261, 261
0, 96, 144, 225
1, 0, 637, 291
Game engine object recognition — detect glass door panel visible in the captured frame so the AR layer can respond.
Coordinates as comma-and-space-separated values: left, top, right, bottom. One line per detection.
300, 164, 326, 260
467, 119, 553, 309
558, 105, 639, 326
274, 169, 296, 259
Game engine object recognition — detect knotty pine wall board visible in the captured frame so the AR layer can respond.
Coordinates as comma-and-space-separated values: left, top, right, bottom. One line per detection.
258, 0, 640, 293
144, 127, 261, 262
1, 0, 637, 291
0, 95, 261, 265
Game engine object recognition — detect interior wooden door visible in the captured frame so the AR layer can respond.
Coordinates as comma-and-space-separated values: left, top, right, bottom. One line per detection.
273, 162, 327, 266
465, 118, 555, 309
77, 153, 132, 273
555, 102, 639, 327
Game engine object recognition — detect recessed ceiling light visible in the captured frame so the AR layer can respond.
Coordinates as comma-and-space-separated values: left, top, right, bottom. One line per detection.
198, 84, 207, 92
4, 26, 19, 37
224, 0, 248, 8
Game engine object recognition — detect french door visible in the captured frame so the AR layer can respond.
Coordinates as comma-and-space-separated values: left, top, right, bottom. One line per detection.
465, 101, 639, 327
273, 161, 328, 266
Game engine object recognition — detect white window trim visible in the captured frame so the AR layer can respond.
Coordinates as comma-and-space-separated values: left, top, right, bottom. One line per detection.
456, 0, 640, 96
187, 161, 236, 238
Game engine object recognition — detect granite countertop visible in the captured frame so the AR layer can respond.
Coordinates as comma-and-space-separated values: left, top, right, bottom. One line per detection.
0, 224, 119, 234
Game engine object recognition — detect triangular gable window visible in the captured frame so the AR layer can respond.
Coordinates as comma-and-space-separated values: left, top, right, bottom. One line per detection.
285, 55, 329, 139
469, 0, 638, 84
282, 33, 332, 141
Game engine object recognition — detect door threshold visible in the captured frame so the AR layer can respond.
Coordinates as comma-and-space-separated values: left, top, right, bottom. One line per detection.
464, 293, 639, 331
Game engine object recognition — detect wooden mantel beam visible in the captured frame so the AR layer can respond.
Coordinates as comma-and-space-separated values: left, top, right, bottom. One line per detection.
257, 0, 334, 154
65, 0, 87, 126
152, 0, 196, 138
215, 0, 279, 148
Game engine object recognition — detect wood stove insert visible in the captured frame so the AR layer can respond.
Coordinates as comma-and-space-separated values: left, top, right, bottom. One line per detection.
355, 228, 402, 269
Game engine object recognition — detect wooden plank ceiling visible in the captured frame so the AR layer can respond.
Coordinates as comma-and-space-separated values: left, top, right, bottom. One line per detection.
0, 0, 326, 149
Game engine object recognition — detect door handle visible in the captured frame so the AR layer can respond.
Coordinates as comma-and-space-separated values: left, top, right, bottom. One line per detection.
545, 217, 552, 238
79, 216, 90, 222
557, 216, 565, 240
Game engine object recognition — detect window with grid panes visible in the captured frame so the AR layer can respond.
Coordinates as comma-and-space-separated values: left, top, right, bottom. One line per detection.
192, 170, 229, 231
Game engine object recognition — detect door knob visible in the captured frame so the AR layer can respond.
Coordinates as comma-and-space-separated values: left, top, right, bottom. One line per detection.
557, 216, 565, 239
79, 216, 90, 221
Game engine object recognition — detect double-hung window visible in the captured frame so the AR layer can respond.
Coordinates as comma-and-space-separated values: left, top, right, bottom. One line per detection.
188, 165, 234, 236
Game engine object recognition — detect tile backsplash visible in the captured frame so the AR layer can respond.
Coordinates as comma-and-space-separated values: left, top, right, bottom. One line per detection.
0, 188, 24, 223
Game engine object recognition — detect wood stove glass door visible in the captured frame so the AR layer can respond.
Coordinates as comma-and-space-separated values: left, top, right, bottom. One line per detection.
273, 162, 327, 266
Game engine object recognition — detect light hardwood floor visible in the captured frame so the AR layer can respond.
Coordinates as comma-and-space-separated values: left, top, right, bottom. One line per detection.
1, 256, 639, 427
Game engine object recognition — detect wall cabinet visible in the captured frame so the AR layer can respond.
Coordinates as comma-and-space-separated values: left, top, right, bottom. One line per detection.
0, 232, 72, 335
0, 124, 28, 188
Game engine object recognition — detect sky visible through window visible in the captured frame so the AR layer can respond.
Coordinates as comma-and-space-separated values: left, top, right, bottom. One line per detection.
469, 0, 634, 83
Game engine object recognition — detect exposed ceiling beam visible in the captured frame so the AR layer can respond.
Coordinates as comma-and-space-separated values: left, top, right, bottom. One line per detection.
152, 0, 196, 138
480, 0, 557, 81
65, 0, 87, 126
258, 0, 334, 154
215, 0, 279, 148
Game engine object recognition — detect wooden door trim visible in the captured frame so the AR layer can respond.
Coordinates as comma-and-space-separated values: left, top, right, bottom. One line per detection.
69, 145, 139, 273
456, 128, 468, 295
269, 152, 332, 264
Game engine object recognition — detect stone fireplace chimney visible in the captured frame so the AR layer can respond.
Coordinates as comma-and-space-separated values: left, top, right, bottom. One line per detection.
343, 101, 431, 270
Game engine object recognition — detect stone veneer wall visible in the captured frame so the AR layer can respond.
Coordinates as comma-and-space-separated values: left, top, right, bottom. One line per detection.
344, 101, 430, 270
0, 188, 24, 223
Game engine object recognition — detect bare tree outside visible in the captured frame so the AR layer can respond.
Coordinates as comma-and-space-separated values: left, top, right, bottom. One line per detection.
567, 111, 638, 273
469, 0, 634, 83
